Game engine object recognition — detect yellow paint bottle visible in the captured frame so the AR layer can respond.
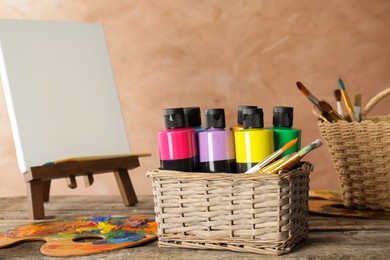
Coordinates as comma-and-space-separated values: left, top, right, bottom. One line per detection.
234, 108, 274, 173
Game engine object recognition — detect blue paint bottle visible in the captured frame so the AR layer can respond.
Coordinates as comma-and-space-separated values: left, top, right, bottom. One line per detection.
184, 107, 205, 171
184, 107, 206, 133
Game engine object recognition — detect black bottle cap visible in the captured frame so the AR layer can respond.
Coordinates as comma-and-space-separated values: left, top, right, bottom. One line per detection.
205, 108, 225, 129
164, 108, 185, 129
273, 106, 294, 127
237, 105, 257, 124
184, 107, 201, 127
242, 108, 264, 129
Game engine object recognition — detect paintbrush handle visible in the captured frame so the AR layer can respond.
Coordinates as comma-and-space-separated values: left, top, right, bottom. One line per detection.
336, 102, 344, 117
354, 106, 361, 122
266, 153, 301, 174
245, 150, 282, 173
309, 96, 322, 111
341, 91, 357, 122
246, 138, 298, 173
328, 110, 343, 122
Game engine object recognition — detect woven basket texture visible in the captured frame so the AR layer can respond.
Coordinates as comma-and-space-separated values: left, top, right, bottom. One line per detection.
319, 117, 390, 211
147, 162, 313, 255
318, 88, 390, 211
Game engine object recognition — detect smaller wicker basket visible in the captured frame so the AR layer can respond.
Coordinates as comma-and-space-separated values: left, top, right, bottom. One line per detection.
147, 162, 313, 255
319, 88, 390, 211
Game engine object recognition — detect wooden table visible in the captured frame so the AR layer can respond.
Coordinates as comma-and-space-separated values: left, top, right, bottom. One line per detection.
0, 195, 389, 259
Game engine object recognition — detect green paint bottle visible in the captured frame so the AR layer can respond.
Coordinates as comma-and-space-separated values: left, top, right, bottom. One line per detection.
272, 106, 301, 157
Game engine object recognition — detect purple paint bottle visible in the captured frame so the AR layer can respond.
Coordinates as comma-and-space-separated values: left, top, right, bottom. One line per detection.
198, 108, 236, 173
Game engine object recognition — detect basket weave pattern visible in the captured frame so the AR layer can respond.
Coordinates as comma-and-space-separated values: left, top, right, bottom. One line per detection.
147, 162, 313, 255
318, 88, 390, 211
319, 117, 390, 211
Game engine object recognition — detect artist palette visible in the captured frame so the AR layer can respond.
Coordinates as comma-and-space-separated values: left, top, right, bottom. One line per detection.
309, 190, 390, 219
0, 215, 157, 257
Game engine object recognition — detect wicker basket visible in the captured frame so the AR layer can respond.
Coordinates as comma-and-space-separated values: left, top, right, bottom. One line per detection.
147, 162, 313, 255
319, 88, 390, 211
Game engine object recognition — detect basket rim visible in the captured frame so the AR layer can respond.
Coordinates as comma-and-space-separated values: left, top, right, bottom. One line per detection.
318, 115, 390, 126
146, 162, 313, 180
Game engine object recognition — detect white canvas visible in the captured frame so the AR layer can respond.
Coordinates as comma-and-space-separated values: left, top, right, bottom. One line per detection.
0, 19, 131, 173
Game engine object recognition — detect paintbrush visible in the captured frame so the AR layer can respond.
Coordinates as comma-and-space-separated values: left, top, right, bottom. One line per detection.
354, 93, 362, 122
296, 82, 322, 111
261, 139, 322, 174
44, 153, 150, 165
296, 82, 340, 122
338, 78, 357, 122
319, 100, 343, 122
311, 105, 330, 122
245, 138, 298, 173
334, 89, 344, 118
312, 106, 330, 122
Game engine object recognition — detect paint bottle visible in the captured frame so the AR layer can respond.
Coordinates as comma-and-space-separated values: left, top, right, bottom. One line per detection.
157, 108, 198, 172
234, 108, 274, 173
183, 107, 205, 133
231, 105, 257, 131
272, 106, 301, 157
184, 107, 205, 171
198, 108, 236, 173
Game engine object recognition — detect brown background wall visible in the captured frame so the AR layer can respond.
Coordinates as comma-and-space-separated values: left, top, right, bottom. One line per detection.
0, 0, 389, 197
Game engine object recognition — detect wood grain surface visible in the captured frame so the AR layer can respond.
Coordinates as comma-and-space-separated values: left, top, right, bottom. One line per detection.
0, 195, 389, 259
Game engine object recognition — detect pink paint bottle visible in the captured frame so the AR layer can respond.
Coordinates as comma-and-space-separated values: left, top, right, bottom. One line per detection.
158, 108, 198, 172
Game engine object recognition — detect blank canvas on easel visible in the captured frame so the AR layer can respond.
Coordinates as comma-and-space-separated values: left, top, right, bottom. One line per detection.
0, 19, 131, 173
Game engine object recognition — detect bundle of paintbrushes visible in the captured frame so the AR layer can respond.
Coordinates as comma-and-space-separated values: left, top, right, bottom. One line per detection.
246, 138, 322, 174
297, 78, 362, 123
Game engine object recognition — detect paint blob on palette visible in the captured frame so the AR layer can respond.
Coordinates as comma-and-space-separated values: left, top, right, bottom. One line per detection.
0, 215, 157, 257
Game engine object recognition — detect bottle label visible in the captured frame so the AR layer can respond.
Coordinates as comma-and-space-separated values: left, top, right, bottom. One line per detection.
234, 129, 274, 164
158, 128, 197, 160
198, 130, 235, 162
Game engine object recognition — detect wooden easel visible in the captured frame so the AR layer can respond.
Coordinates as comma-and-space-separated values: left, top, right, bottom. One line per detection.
24, 154, 149, 220
0, 21, 147, 220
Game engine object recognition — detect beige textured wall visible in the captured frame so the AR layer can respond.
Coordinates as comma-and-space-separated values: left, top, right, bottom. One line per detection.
0, 0, 389, 197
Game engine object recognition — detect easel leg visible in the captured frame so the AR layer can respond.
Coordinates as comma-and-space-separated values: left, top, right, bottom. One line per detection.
42, 180, 51, 202
114, 169, 138, 206
26, 180, 45, 220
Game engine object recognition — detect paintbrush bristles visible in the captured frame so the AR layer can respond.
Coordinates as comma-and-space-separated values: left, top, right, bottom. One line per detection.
319, 101, 343, 122
298, 139, 322, 157
354, 93, 362, 122
319, 101, 335, 112
334, 89, 344, 118
296, 82, 310, 97
354, 94, 362, 106
334, 89, 341, 102
296, 81, 322, 111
